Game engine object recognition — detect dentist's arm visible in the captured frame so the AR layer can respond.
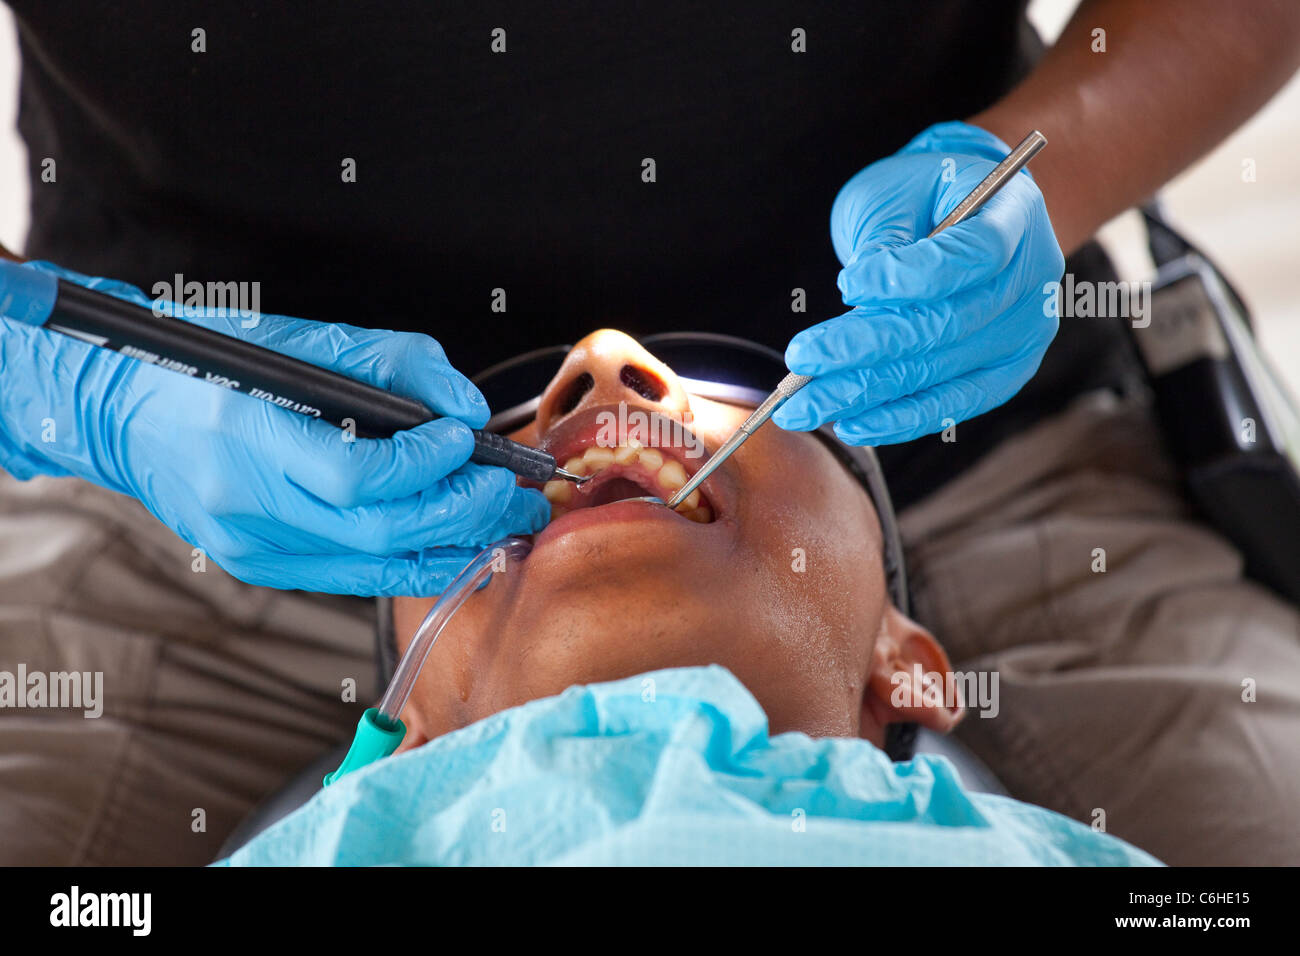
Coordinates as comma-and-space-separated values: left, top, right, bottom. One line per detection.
971, 0, 1300, 254
0, 256, 547, 596
776, 0, 1300, 447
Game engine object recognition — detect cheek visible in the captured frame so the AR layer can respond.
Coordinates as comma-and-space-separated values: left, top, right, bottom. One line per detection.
736, 451, 885, 671
747, 528, 873, 673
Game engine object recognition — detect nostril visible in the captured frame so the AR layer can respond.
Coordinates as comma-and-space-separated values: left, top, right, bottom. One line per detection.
619, 364, 667, 402
556, 372, 595, 415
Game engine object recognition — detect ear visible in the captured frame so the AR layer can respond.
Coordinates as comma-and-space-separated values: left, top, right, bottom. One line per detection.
860, 605, 964, 746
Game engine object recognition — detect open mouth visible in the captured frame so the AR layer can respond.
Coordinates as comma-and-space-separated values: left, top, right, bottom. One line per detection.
541, 440, 715, 524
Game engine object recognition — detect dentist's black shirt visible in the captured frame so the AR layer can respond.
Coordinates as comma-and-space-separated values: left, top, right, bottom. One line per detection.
7, 1, 1140, 506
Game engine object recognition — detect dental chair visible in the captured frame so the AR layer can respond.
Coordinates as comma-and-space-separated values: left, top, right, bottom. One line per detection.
1127, 203, 1300, 604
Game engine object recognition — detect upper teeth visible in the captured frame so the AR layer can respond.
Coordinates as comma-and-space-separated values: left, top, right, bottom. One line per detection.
542, 442, 713, 523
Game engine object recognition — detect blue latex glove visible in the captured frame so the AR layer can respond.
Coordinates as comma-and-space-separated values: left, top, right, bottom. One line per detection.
775, 121, 1065, 445
0, 260, 547, 596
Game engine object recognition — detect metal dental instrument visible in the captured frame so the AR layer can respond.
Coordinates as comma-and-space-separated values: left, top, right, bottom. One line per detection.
553, 466, 590, 483
0, 260, 589, 487
652, 129, 1048, 512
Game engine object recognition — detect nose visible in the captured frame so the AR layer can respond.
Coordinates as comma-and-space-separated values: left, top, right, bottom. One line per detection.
534, 330, 693, 437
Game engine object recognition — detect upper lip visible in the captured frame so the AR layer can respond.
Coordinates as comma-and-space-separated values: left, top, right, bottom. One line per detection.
539, 403, 733, 518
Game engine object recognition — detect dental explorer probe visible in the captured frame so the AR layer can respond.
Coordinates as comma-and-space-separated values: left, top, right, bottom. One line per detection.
650, 129, 1049, 512
0, 261, 589, 486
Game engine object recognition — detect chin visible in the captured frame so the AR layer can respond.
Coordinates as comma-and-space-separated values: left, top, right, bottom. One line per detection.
504, 545, 703, 609
486, 596, 722, 683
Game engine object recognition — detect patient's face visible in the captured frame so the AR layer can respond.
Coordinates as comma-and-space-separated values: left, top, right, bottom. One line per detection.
394, 330, 955, 747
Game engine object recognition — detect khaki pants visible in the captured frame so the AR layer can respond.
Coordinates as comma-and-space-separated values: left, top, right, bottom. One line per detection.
1, 389, 1296, 865
0, 475, 375, 865
900, 389, 1300, 865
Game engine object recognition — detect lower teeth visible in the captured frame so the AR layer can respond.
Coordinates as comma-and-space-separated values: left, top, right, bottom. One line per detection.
546, 502, 713, 524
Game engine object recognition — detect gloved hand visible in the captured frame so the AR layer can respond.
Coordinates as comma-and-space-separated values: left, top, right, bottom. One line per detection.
0, 260, 547, 596
774, 121, 1065, 445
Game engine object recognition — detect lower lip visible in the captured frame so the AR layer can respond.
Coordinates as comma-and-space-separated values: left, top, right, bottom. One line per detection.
532, 498, 710, 549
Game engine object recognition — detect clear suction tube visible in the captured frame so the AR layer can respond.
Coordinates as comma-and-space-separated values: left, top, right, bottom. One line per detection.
376, 536, 532, 726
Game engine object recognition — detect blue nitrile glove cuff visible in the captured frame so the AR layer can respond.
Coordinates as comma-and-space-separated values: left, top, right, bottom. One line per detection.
0, 259, 58, 326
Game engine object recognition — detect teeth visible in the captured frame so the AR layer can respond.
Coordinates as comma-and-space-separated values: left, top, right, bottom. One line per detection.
543, 480, 572, 504
656, 459, 686, 491
612, 441, 642, 464
637, 448, 663, 470
582, 446, 614, 468
549, 501, 710, 524
546, 444, 714, 524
